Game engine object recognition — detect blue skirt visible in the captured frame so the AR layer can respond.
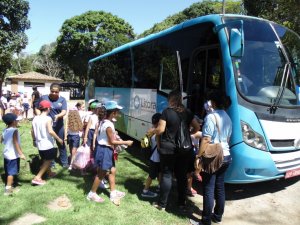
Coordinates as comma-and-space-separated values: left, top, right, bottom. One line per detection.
94, 145, 114, 171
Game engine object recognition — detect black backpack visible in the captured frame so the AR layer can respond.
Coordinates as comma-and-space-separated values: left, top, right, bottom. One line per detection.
175, 111, 192, 153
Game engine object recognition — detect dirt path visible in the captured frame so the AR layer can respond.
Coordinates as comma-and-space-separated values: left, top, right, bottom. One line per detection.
190, 176, 300, 225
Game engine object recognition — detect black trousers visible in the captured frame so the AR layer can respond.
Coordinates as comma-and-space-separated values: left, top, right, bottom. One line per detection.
158, 151, 190, 208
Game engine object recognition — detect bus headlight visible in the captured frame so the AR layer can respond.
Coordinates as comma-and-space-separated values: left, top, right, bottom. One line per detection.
241, 121, 267, 151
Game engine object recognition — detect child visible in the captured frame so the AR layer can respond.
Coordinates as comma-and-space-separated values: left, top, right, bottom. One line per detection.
31, 100, 63, 185
141, 113, 162, 198
1, 113, 26, 195
87, 100, 133, 205
65, 109, 83, 171
83, 102, 99, 148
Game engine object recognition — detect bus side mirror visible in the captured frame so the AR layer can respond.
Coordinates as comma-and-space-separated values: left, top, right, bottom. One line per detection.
230, 28, 244, 57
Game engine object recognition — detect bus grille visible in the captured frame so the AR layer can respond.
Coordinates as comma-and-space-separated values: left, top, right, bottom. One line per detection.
270, 139, 295, 148
270, 150, 300, 172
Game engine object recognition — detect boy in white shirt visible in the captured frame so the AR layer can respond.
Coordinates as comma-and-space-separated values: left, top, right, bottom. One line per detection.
1, 113, 26, 195
31, 100, 63, 185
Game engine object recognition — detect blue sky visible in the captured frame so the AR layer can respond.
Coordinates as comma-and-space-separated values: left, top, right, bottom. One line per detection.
25, 0, 201, 54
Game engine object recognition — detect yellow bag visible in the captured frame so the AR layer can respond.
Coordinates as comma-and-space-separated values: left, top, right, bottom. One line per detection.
141, 135, 150, 149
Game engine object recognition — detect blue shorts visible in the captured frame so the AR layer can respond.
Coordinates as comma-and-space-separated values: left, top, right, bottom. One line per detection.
87, 129, 95, 147
39, 148, 57, 160
94, 145, 115, 171
4, 158, 20, 176
67, 134, 80, 149
148, 160, 160, 180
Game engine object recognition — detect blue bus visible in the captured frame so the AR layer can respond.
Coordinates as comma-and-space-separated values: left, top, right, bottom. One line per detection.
86, 14, 300, 183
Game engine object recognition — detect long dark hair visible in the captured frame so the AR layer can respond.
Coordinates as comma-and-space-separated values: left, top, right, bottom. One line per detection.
168, 89, 185, 112
207, 90, 231, 110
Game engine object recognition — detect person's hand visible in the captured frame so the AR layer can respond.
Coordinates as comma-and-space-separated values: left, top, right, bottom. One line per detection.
147, 128, 154, 137
20, 153, 26, 160
54, 115, 59, 122
83, 138, 87, 145
126, 140, 134, 146
58, 138, 63, 145
194, 157, 201, 170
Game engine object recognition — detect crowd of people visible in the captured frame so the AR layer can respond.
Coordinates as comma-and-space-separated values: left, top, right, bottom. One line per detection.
1, 84, 232, 225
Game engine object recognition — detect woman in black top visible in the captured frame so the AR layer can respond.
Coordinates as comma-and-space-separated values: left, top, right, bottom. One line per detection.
148, 90, 200, 210
31, 86, 40, 116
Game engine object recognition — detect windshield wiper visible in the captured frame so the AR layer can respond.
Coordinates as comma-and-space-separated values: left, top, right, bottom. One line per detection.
268, 63, 290, 114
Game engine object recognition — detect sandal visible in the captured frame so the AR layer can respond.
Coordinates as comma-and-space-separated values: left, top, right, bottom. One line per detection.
32, 178, 46, 186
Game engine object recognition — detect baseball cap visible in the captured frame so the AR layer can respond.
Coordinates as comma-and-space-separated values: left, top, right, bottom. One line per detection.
152, 113, 161, 125
90, 102, 98, 109
105, 101, 123, 110
88, 99, 98, 105
2, 113, 18, 125
39, 100, 51, 109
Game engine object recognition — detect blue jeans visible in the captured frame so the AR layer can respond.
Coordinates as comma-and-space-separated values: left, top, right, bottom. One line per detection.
201, 163, 229, 225
53, 124, 68, 166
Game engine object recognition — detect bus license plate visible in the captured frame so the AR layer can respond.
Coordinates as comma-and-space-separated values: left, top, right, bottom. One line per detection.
285, 168, 300, 179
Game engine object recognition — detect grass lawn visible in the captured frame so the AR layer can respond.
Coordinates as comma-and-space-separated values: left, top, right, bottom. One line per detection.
0, 120, 192, 225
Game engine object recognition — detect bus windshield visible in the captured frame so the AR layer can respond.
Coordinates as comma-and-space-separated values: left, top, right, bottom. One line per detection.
227, 18, 300, 107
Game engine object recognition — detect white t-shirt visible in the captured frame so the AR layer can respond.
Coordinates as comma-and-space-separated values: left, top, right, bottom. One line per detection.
32, 114, 55, 151
2, 127, 20, 160
0, 96, 7, 109
150, 134, 160, 163
89, 114, 99, 130
97, 119, 115, 147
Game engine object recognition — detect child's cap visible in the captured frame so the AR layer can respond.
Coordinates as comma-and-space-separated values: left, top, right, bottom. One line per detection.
39, 100, 51, 109
2, 113, 18, 125
88, 99, 98, 105
152, 113, 161, 125
90, 102, 98, 109
96, 102, 104, 108
105, 101, 123, 110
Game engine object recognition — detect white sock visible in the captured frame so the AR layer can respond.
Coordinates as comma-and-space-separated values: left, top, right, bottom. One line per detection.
5, 186, 12, 190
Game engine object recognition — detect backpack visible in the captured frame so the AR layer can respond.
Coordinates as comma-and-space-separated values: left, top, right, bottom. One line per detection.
175, 111, 193, 153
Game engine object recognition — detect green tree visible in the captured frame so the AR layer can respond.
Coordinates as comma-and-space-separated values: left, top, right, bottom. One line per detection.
243, 0, 300, 35
0, 0, 30, 87
55, 10, 135, 84
139, 0, 243, 37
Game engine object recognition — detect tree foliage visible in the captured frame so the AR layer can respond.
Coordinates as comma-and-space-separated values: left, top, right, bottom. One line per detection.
243, 0, 300, 35
55, 10, 135, 84
0, 0, 30, 81
139, 0, 243, 37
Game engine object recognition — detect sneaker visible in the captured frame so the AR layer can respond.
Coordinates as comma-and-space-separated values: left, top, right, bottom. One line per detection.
4, 187, 13, 196
32, 178, 46, 186
211, 215, 222, 224
110, 190, 125, 199
99, 180, 109, 189
87, 192, 104, 203
141, 190, 158, 198
68, 165, 72, 171
152, 202, 166, 211
189, 218, 203, 225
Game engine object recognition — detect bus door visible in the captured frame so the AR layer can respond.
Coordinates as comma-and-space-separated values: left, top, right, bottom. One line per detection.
187, 46, 223, 118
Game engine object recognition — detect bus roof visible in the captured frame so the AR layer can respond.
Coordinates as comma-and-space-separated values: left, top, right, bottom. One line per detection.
88, 14, 265, 64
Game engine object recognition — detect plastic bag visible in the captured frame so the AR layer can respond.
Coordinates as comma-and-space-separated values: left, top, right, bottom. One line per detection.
72, 144, 91, 169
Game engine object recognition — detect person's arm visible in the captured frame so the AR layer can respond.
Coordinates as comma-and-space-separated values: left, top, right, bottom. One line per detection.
31, 125, 37, 147
190, 117, 200, 135
47, 118, 63, 145
13, 130, 26, 160
92, 122, 99, 150
54, 98, 67, 121
106, 127, 133, 146
64, 112, 68, 141
31, 95, 35, 108
83, 117, 92, 144
148, 119, 166, 136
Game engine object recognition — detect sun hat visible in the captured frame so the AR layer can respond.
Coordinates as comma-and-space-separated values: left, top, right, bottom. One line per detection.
2, 113, 18, 125
39, 100, 51, 109
105, 101, 123, 110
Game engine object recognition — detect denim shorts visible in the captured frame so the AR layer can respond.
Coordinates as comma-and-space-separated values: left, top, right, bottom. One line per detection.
87, 129, 95, 147
4, 158, 20, 176
67, 134, 80, 149
39, 148, 57, 160
94, 145, 115, 172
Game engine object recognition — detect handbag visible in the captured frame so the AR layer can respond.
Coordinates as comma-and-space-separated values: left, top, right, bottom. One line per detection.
199, 114, 224, 174
72, 144, 91, 169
